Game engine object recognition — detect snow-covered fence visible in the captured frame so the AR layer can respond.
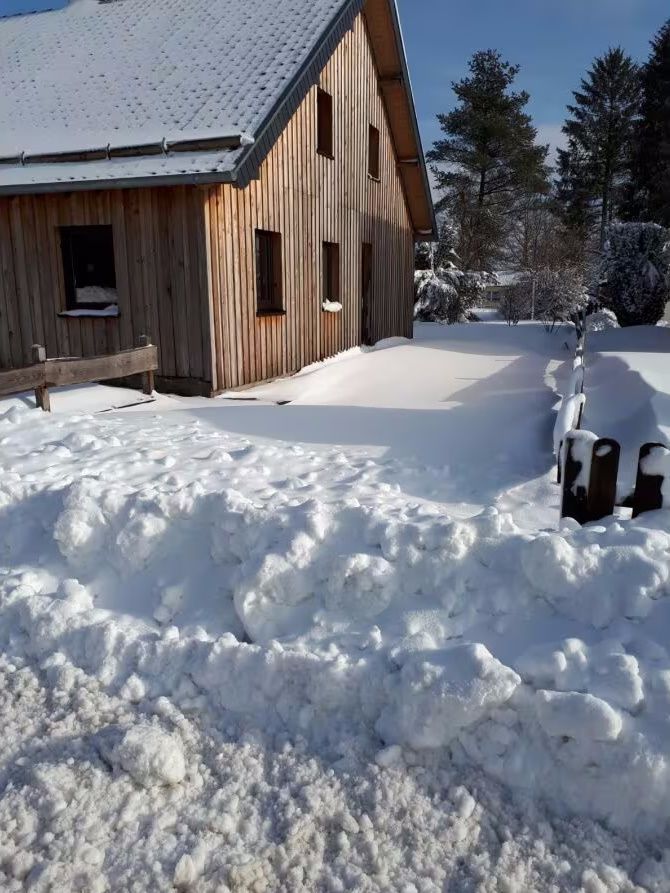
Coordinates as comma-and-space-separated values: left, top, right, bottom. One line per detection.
561, 433, 670, 524
0, 337, 157, 411
554, 331, 587, 482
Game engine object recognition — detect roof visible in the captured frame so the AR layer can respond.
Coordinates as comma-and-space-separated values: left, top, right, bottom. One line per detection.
0, 0, 435, 235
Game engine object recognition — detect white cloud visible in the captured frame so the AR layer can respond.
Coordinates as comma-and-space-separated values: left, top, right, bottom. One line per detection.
535, 123, 567, 165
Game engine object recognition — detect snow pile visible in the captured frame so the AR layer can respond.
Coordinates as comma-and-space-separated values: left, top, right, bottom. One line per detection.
2, 402, 670, 836
1, 324, 670, 886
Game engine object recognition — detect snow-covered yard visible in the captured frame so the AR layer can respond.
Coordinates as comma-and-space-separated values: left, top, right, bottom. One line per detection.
583, 326, 670, 494
1, 320, 669, 892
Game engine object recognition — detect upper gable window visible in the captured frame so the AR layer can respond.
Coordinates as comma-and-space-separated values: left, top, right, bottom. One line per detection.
317, 89, 334, 159
60, 225, 118, 310
368, 125, 380, 180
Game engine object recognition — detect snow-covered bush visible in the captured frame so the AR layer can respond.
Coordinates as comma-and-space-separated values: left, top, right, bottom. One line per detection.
586, 308, 619, 332
600, 222, 670, 327
414, 267, 492, 324
502, 267, 586, 328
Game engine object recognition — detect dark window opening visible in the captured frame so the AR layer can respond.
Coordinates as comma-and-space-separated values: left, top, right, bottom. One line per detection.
255, 229, 283, 314
368, 125, 380, 180
322, 242, 340, 306
317, 88, 334, 158
60, 225, 118, 310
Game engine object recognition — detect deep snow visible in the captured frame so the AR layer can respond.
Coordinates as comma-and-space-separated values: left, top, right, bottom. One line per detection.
0, 320, 669, 891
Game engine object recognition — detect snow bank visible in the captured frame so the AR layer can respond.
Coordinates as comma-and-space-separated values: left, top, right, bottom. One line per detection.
2, 405, 670, 835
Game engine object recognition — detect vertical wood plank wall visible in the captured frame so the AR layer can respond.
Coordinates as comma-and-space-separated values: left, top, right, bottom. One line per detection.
0, 187, 212, 391
205, 13, 416, 391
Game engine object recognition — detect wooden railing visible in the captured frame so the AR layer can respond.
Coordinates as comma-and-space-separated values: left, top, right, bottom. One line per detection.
0, 336, 157, 412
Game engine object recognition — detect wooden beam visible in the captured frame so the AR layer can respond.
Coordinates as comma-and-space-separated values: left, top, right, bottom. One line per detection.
45, 344, 158, 388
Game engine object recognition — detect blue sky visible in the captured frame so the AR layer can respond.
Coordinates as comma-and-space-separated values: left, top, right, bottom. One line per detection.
397, 0, 669, 164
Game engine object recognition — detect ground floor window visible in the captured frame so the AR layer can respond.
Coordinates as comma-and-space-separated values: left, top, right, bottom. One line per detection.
322, 241, 340, 307
60, 225, 118, 310
60, 226, 119, 310
255, 229, 284, 315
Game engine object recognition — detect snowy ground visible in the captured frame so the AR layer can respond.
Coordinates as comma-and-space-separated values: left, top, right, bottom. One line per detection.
0, 320, 669, 892
582, 326, 670, 494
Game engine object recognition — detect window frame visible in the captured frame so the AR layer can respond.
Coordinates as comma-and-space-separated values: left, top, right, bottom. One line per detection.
368, 124, 380, 181
59, 224, 118, 312
255, 229, 284, 316
316, 88, 334, 159
322, 241, 340, 307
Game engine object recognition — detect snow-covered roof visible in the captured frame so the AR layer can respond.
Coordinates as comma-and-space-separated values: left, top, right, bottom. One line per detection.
0, 0, 354, 190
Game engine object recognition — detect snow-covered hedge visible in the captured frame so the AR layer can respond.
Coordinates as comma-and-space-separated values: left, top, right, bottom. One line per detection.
414, 267, 493, 324
600, 222, 670, 327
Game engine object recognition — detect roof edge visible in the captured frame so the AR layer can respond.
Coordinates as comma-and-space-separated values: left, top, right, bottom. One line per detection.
383, 0, 436, 239
0, 168, 237, 198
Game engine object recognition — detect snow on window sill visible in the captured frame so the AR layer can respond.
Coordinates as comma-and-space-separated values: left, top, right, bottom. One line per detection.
58, 305, 120, 319
322, 301, 342, 314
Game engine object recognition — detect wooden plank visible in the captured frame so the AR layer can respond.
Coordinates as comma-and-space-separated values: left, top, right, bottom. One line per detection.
0, 363, 45, 397
45, 345, 158, 388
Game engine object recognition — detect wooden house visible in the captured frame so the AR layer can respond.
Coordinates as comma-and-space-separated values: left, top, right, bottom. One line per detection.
0, 0, 435, 395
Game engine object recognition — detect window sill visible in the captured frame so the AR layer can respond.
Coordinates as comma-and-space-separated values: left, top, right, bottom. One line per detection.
368, 174, 380, 183
317, 150, 335, 161
256, 309, 286, 318
58, 307, 120, 319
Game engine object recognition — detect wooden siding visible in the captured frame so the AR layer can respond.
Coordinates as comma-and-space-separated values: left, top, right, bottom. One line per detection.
0, 187, 212, 391
205, 12, 415, 391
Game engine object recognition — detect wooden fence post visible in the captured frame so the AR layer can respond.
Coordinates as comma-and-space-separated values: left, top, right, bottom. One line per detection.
587, 438, 620, 522
561, 432, 590, 524
138, 335, 154, 395
632, 443, 667, 518
31, 344, 50, 412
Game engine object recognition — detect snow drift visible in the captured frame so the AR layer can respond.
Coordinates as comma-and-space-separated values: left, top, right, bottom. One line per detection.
2, 398, 670, 839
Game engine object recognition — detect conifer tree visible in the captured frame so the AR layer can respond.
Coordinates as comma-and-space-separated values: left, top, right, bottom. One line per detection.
428, 50, 549, 271
558, 48, 641, 248
626, 21, 670, 226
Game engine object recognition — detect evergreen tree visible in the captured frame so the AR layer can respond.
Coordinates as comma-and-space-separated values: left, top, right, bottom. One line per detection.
626, 21, 670, 225
555, 143, 598, 261
428, 50, 549, 271
559, 48, 641, 248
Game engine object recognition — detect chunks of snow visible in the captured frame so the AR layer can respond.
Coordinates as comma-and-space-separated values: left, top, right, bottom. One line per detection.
377, 644, 521, 750
113, 724, 186, 788
534, 691, 623, 742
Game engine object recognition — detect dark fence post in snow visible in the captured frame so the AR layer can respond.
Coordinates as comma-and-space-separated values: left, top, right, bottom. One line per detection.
587, 438, 620, 522
632, 443, 668, 518
31, 344, 50, 413
561, 433, 590, 525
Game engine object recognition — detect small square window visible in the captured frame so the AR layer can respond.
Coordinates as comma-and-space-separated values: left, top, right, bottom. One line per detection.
60, 225, 118, 310
368, 125, 380, 180
255, 230, 283, 314
317, 88, 334, 158
322, 242, 340, 305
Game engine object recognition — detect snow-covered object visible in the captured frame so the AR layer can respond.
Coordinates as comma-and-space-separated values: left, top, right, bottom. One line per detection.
414, 268, 493, 324
553, 393, 585, 459
641, 444, 670, 505
59, 304, 120, 319
114, 724, 186, 787
0, 0, 355, 188
600, 222, 670, 327
321, 300, 343, 313
377, 644, 521, 749
586, 308, 619, 332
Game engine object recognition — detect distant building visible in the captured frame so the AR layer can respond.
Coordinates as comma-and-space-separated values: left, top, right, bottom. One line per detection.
482, 271, 526, 304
